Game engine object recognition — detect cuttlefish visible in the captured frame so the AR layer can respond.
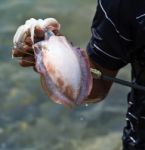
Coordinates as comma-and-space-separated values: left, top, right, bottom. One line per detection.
13, 18, 93, 106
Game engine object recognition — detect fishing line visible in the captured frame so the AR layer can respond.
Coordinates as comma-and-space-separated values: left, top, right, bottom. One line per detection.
91, 68, 145, 92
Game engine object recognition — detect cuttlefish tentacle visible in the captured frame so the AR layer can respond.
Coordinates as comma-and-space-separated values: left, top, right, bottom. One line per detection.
13, 18, 61, 48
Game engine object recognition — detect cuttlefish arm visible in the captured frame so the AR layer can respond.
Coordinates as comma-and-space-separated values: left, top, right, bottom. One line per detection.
13, 18, 61, 48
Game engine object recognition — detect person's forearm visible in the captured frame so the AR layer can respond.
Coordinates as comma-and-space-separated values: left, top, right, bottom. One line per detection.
84, 57, 118, 103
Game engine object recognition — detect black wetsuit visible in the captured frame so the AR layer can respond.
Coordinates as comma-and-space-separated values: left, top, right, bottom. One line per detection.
87, 0, 145, 149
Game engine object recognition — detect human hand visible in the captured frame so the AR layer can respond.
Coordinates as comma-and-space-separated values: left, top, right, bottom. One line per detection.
12, 26, 44, 68
12, 18, 61, 69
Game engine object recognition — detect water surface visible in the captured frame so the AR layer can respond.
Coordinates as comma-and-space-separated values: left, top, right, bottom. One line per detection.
0, 0, 130, 149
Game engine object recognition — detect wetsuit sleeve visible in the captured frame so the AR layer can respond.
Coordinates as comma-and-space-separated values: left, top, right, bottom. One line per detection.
87, 0, 133, 70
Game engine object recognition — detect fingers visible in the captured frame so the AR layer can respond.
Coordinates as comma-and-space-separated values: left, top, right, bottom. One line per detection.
25, 36, 32, 46
12, 45, 34, 57
52, 30, 62, 36
34, 26, 44, 43
12, 26, 44, 69
19, 56, 35, 67
24, 27, 44, 45
35, 26, 44, 38
34, 26, 61, 41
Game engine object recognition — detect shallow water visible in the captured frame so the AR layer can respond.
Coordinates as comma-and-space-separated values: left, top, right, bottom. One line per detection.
0, 0, 130, 149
